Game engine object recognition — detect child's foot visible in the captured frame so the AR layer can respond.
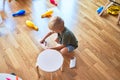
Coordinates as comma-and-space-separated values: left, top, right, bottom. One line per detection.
69, 57, 76, 68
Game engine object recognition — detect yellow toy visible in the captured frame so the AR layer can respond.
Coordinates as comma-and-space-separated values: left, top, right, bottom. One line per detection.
41, 9, 53, 18
107, 5, 120, 15
26, 20, 39, 31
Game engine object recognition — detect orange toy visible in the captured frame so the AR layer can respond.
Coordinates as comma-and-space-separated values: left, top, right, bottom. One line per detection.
41, 9, 53, 18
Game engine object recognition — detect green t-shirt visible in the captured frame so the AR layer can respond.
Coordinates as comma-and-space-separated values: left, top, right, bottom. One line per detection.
58, 27, 78, 48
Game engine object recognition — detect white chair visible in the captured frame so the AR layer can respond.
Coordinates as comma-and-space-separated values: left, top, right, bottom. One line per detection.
117, 12, 120, 24
36, 49, 64, 80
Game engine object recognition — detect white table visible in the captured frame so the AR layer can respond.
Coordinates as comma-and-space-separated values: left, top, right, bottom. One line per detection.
36, 49, 64, 80
0, 73, 22, 80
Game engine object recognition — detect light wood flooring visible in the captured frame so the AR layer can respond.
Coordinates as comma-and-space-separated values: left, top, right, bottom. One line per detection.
0, 0, 120, 80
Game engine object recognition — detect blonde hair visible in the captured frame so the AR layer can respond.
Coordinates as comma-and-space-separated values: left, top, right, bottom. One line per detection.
48, 16, 64, 30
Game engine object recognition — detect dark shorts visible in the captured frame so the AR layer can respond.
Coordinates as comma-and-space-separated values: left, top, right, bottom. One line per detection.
66, 45, 77, 53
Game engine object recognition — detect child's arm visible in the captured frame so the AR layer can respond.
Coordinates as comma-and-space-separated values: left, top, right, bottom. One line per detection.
40, 31, 54, 43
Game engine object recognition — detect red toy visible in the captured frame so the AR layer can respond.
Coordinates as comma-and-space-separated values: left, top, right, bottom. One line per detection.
50, 0, 57, 6
6, 78, 11, 80
16, 76, 18, 80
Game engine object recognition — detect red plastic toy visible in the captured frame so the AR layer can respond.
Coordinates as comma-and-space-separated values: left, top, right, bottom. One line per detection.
50, 0, 57, 6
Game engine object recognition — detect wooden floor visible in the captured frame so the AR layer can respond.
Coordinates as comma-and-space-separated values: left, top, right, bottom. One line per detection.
0, 0, 120, 80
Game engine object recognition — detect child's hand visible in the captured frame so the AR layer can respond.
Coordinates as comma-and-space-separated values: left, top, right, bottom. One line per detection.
40, 41, 48, 49
40, 39, 45, 43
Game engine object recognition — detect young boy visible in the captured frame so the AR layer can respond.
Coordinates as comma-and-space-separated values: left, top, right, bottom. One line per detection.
40, 16, 78, 68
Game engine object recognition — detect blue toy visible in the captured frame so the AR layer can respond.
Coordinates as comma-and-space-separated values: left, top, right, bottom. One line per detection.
97, 6, 103, 14
12, 10, 26, 17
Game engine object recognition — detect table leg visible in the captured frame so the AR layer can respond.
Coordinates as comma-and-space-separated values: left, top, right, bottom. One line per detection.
117, 13, 120, 25
60, 65, 63, 72
51, 72, 53, 80
36, 66, 41, 78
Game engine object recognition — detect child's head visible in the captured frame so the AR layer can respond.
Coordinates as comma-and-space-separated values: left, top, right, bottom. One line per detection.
48, 16, 64, 33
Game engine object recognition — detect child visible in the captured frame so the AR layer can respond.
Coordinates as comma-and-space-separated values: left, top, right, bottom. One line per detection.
40, 16, 78, 68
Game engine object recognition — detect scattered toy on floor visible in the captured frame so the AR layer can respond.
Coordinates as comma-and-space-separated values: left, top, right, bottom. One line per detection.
16, 76, 18, 80
50, 0, 57, 6
97, 6, 103, 14
107, 5, 120, 15
6, 78, 11, 80
41, 9, 53, 18
12, 9, 26, 17
26, 20, 39, 31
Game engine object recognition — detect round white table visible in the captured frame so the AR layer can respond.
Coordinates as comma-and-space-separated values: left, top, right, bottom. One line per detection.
36, 49, 64, 80
0, 73, 22, 80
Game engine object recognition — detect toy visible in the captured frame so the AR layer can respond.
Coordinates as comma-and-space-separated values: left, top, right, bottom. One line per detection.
97, 6, 103, 14
6, 78, 11, 80
41, 9, 53, 18
107, 5, 120, 15
16, 76, 18, 80
12, 10, 25, 17
50, 0, 57, 6
26, 20, 39, 31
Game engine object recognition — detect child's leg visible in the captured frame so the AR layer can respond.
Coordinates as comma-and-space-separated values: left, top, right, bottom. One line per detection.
60, 47, 74, 58
60, 46, 76, 68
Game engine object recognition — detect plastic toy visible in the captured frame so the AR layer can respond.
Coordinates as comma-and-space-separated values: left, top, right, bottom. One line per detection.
16, 76, 18, 80
6, 78, 11, 80
107, 5, 120, 15
26, 20, 39, 31
41, 9, 53, 18
12, 10, 25, 17
97, 6, 103, 14
50, 0, 57, 6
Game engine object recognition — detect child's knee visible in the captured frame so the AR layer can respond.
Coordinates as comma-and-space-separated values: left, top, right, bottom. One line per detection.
60, 47, 68, 55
